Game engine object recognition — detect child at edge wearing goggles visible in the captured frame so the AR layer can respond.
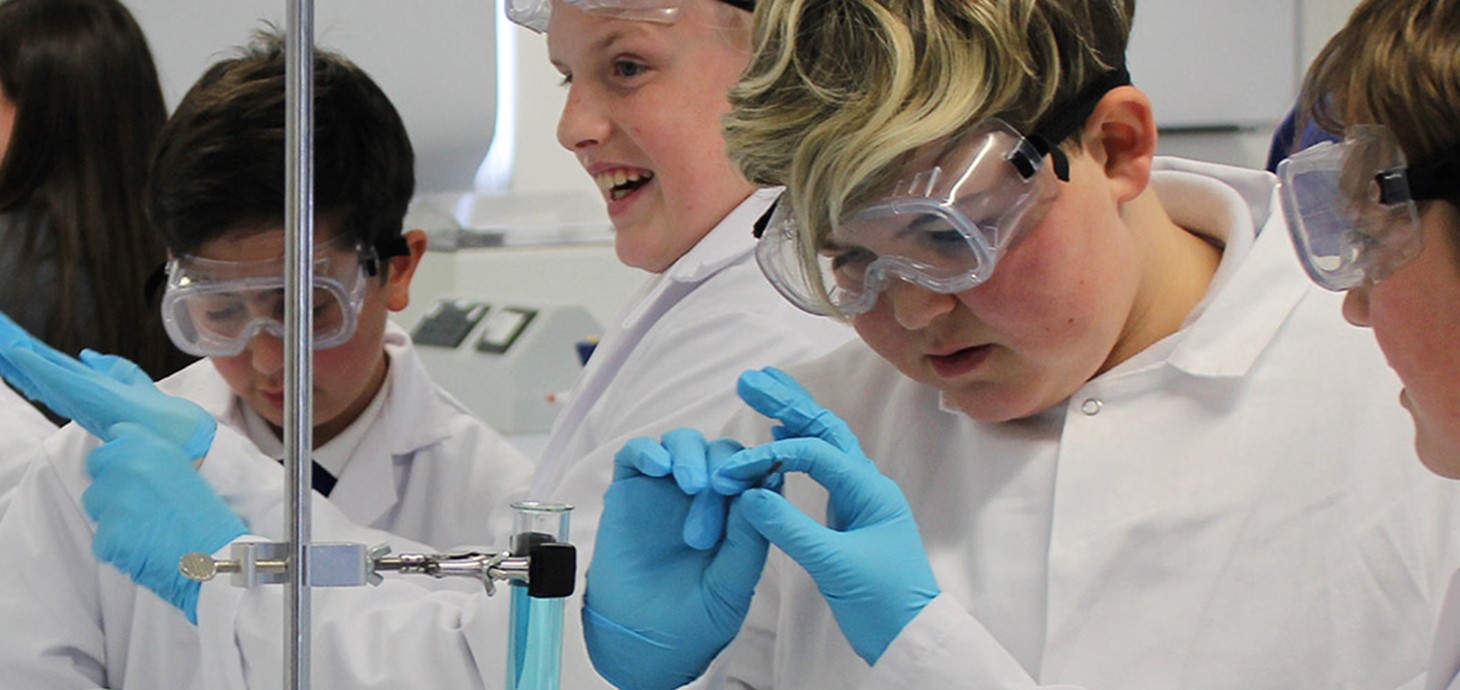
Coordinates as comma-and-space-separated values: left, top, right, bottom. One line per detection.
1281, 1, 1460, 685
579, 0, 1460, 689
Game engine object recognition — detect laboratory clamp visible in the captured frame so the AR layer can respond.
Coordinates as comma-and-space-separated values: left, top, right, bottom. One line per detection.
180, 501, 576, 690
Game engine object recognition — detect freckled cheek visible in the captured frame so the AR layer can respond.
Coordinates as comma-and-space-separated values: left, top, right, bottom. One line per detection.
852, 311, 916, 364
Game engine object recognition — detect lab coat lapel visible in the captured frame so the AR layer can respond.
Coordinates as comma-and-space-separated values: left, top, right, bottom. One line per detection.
1427, 571, 1460, 690
528, 188, 778, 497
325, 422, 398, 526
326, 323, 454, 528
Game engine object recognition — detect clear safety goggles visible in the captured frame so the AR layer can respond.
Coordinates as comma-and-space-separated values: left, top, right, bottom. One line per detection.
755, 118, 1063, 317
160, 237, 380, 357
1278, 125, 1460, 290
505, 0, 684, 32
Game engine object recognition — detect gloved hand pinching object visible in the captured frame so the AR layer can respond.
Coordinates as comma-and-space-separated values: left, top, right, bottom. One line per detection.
0, 310, 215, 460
713, 367, 941, 666
581, 435, 770, 690
84, 422, 246, 624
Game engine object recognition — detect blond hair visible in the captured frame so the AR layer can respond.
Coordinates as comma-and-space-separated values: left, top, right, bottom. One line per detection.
1302, 0, 1460, 165
724, 0, 1133, 248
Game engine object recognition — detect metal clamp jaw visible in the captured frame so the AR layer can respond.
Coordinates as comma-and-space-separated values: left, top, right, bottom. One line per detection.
180, 539, 576, 598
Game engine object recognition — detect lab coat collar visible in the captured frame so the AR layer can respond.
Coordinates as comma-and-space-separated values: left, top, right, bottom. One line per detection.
618, 187, 780, 330
1425, 569, 1460, 690
373, 320, 457, 453
1145, 158, 1309, 379
662, 187, 781, 285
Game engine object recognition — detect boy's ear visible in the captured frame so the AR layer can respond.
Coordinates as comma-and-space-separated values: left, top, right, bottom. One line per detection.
1080, 86, 1157, 204
384, 229, 429, 312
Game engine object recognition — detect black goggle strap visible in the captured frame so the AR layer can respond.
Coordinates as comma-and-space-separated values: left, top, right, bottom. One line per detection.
752, 198, 779, 240
143, 263, 169, 308
366, 234, 412, 276
1398, 147, 1460, 204
1018, 67, 1133, 183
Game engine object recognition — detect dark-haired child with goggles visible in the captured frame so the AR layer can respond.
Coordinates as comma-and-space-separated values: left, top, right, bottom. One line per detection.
1276, 0, 1460, 686
0, 34, 534, 688
579, 0, 1460, 688
158, 234, 389, 358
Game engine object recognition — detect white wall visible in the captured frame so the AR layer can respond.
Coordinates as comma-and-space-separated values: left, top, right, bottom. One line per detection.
1150, 0, 1363, 168
126, 0, 497, 193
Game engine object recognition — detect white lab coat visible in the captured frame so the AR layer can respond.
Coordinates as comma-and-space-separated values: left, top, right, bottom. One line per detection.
191, 188, 854, 689
0, 381, 54, 510
1418, 573, 1460, 690
707, 158, 1460, 690
0, 322, 534, 689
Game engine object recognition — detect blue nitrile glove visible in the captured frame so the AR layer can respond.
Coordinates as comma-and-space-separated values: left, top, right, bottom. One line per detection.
582, 435, 770, 690
84, 422, 246, 624
0, 318, 215, 459
711, 367, 940, 666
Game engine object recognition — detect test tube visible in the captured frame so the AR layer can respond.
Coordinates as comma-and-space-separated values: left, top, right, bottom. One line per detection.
507, 501, 573, 690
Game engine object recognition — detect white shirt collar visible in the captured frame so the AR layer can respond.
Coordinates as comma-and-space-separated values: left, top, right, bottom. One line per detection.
235, 361, 394, 480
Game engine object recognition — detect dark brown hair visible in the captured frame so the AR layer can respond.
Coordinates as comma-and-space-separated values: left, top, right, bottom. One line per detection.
148, 31, 415, 260
0, 0, 191, 378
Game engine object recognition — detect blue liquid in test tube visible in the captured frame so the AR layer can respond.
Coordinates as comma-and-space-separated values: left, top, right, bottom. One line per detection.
508, 585, 565, 690
505, 501, 573, 690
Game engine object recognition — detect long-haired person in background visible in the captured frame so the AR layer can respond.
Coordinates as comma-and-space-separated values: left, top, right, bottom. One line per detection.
1278, 0, 1460, 686
0, 0, 192, 405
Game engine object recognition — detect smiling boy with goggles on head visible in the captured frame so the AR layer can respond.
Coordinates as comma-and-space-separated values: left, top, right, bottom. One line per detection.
505, 0, 753, 32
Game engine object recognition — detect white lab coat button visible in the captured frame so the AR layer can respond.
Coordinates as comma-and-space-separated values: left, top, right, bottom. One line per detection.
1080, 398, 1103, 416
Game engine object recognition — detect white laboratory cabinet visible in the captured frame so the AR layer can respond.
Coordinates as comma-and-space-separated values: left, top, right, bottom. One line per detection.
410, 297, 603, 435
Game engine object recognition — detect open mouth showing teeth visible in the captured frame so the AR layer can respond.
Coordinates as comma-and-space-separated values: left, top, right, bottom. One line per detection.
595, 169, 654, 201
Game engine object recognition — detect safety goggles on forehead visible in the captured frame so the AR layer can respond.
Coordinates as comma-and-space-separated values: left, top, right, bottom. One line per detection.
508, 0, 682, 32
1278, 125, 1460, 291
506, 0, 753, 32
160, 237, 381, 357
755, 68, 1132, 317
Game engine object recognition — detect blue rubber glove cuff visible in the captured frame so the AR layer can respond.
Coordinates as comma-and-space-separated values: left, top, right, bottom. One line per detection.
582, 605, 699, 690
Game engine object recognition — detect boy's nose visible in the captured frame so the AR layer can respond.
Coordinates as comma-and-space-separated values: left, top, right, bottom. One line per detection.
885, 279, 957, 331
246, 330, 286, 376
557, 83, 610, 153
